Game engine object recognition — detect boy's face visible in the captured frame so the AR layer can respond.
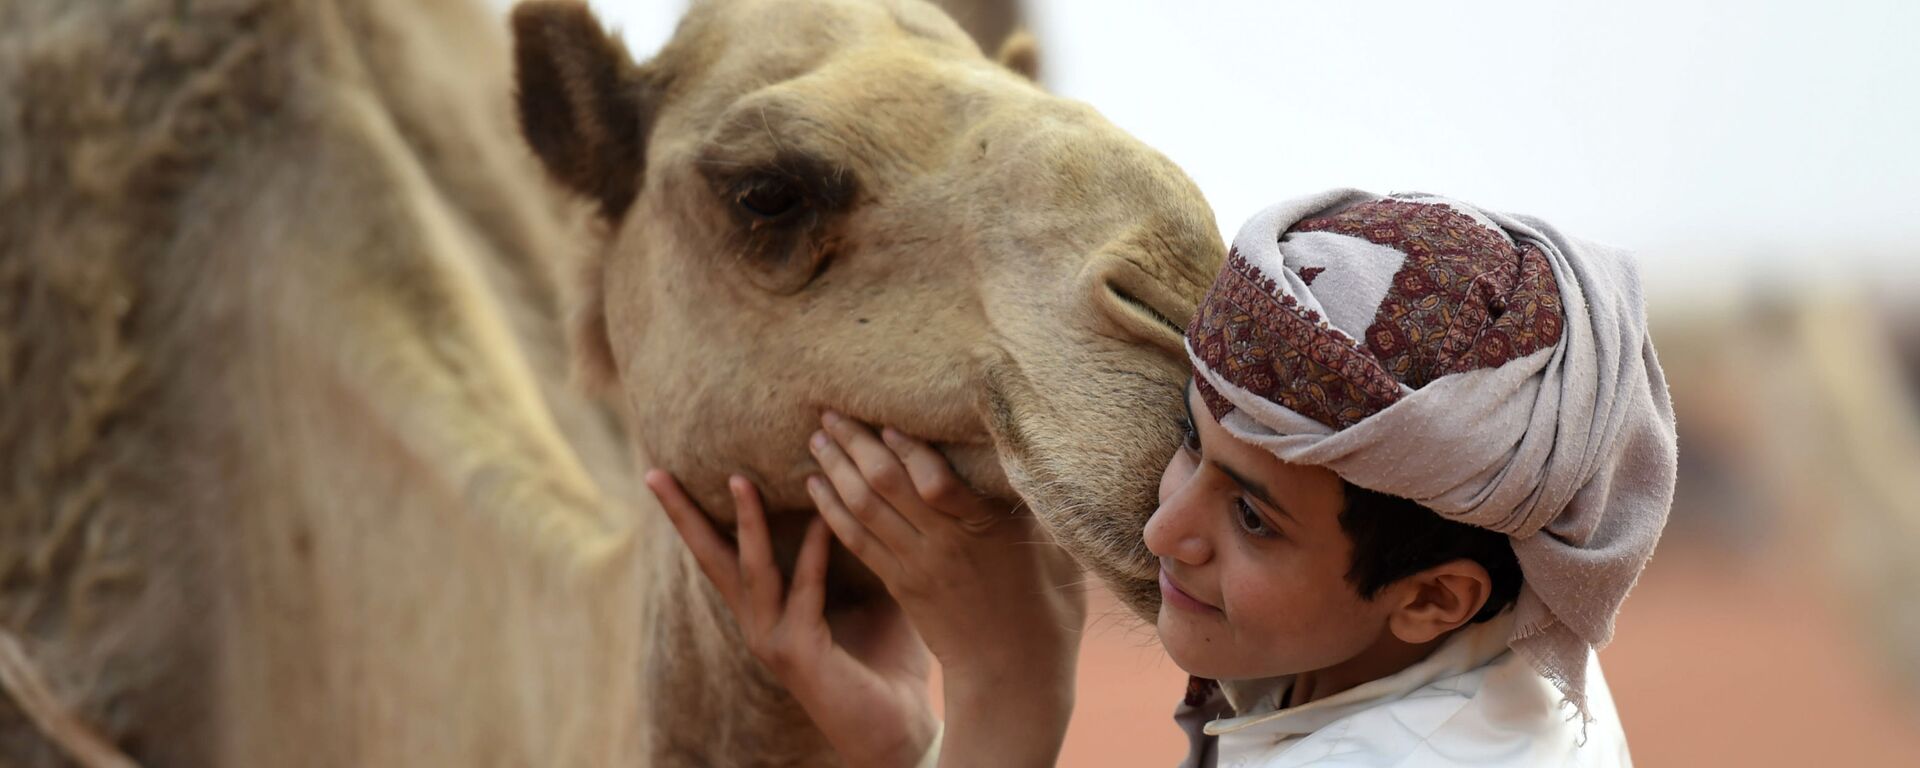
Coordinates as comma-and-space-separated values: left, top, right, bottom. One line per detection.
1145, 381, 1395, 681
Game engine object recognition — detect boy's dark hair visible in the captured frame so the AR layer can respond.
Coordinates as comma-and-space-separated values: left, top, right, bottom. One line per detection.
1338, 482, 1522, 624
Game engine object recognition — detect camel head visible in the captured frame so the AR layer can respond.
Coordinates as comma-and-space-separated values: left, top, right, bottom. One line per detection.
511, 0, 1221, 614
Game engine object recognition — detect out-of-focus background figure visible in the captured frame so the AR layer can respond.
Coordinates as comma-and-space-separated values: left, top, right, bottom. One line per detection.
575, 0, 1920, 764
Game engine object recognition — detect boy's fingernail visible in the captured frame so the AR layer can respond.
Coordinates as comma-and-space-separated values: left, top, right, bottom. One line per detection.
822, 410, 841, 426
810, 431, 829, 451
881, 427, 902, 445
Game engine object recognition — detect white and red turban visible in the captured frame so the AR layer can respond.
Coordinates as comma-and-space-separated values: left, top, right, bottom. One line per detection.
1186, 189, 1679, 714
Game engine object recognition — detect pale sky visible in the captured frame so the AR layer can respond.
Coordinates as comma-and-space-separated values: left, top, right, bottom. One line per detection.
505, 0, 1920, 293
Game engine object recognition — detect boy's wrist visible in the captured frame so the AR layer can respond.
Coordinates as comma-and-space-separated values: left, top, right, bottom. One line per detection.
939, 676, 1072, 768
942, 657, 1071, 716
944, 625, 1078, 683
942, 621, 1079, 702
943, 648, 1074, 691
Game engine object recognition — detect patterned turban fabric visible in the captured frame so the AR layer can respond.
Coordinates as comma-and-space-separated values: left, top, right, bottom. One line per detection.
1185, 189, 1679, 715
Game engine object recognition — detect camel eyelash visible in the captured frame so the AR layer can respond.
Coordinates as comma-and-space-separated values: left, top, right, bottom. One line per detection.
731, 175, 808, 224
706, 149, 857, 216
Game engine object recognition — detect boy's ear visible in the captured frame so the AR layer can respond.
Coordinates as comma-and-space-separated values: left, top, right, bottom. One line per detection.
512, 0, 654, 221
995, 29, 1040, 81
1386, 560, 1493, 645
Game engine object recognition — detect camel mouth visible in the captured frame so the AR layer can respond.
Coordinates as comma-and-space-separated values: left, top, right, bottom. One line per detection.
976, 351, 1178, 615
1032, 495, 1161, 581
1115, 553, 1162, 584
1098, 529, 1162, 581
1106, 571, 1164, 621
936, 441, 1017, 501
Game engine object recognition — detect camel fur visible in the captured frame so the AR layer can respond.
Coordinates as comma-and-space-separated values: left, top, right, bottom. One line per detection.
0, 0, 1222, 764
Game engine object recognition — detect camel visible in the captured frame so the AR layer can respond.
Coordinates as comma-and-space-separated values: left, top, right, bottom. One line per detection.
1, 0, 1220, 765
924, 0, 1030, 73
1653, 296, 1920, 703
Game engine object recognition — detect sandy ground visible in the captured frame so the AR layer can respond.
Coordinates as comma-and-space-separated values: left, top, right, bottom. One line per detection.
1028, 538, 1920, 766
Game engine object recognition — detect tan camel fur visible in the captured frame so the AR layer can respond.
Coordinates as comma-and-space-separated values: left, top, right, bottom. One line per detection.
1, 0, 1220, 764
4, 1, 648, 764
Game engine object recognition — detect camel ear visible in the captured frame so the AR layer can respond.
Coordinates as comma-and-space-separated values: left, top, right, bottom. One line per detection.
512, 0, 651, 221
995, 29, 1040, 81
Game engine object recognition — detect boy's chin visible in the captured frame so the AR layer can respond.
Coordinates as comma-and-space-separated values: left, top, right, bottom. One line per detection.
1158, 611, 1308, 682
1157, 610, 1242, 680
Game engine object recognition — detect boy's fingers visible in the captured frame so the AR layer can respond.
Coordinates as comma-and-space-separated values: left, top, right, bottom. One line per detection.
810, 428, 922, 549
731, 477, 783, 631
879, 428, 976, 516
808, 475, 903, 583
822, 413, 931, 524
785, 517, 831, 628
645, 470, 743, 606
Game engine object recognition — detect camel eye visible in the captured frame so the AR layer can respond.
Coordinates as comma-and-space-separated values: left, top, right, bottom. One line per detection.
735, 178, 803, 220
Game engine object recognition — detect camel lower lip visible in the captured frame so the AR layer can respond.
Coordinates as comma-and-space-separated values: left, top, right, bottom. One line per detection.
1159, 569, 1217, 613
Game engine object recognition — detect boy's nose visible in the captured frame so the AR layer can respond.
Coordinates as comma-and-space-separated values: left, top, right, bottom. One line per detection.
1143, 491, 1212, 566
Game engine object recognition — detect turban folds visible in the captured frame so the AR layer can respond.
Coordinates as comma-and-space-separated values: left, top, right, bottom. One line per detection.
1186, 189, 1678, 714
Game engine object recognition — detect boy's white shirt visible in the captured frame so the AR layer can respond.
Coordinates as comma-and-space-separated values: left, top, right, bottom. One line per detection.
1197, 611, 1630, 767
913, 723, 942, 768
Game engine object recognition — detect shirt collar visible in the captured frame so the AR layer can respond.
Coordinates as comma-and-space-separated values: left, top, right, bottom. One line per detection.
1205, 611, 1517, 737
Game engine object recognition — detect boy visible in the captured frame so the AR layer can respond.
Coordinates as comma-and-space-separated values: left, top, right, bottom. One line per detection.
648, 189, 1677, 766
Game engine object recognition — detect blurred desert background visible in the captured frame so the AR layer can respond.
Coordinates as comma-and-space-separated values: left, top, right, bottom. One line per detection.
573, 0, 1920, 764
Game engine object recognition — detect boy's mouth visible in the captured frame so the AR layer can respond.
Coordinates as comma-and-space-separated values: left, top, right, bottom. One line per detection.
1158, 568, 1219, 614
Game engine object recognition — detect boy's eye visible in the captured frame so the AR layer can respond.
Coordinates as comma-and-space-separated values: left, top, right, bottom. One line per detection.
1235, 499, 1275, 538
1180, 418, 1200, 452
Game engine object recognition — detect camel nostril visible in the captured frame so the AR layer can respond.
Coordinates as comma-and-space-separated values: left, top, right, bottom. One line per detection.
1085, 252, 1197, 358
1104, 281, 1188, 354
1110, 284, 1182, 336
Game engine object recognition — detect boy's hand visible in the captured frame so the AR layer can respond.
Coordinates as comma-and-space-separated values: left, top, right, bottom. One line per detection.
645, 471, 936, 768
809, 413, 1085, 766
